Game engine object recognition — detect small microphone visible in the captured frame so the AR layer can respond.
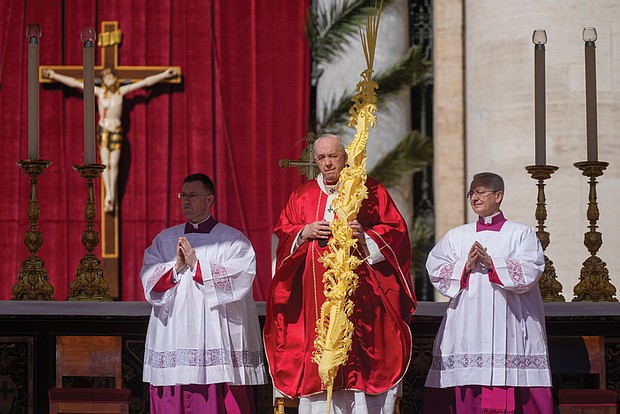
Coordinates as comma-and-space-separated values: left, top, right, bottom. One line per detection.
318, 239, 328, 248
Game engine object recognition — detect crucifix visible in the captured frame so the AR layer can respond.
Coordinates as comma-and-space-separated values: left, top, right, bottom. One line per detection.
40, 21, 182, 298
279, 132, 320, 179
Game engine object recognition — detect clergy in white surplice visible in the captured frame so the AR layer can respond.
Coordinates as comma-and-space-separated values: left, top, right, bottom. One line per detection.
424, 172, 553, 414
141, 173, 267, 414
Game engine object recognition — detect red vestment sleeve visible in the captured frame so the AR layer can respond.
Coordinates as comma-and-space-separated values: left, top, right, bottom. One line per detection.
152, 268, 175, 293
152, 262, 204, 292
193, 262, 204, 284
460, 264, 503, 290
487, 264, 503, 286
460, 267, 471, 290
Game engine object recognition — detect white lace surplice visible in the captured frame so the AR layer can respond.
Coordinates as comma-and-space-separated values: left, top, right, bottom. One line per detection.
425, 221, 551, 388
141, 223, 267, 387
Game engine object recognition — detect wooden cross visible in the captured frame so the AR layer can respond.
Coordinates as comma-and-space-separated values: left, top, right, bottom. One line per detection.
40, 21, 182, 299
279, 132, 319, 179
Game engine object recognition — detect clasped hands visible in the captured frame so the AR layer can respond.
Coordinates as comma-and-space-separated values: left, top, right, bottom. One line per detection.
175, 237, 198, 273
300, 220, 365, 243
465, 241, 493, 273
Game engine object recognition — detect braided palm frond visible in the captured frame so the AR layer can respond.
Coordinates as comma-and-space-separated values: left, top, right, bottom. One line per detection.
315, 45, 430, 134
368, 130, 432, 187
306, 0, 396, 64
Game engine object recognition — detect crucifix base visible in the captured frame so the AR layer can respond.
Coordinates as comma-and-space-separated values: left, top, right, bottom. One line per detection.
101, 193, 120, 299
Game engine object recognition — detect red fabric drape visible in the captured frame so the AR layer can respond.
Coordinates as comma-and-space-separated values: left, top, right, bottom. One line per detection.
0, 0, 309, 301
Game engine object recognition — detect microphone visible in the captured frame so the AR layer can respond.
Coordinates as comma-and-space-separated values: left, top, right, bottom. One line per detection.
318, 238, 328, 248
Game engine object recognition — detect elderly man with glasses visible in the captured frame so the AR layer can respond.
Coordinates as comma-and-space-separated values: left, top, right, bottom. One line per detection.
140, 173, 267, 413
424, 172, 553, 413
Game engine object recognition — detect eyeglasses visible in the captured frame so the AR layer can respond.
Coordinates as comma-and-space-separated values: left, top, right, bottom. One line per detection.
177, 193, 212, 201
465, 190, 499, 199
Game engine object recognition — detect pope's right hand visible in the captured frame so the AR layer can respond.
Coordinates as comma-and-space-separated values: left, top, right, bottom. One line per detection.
301, 220, 331, 241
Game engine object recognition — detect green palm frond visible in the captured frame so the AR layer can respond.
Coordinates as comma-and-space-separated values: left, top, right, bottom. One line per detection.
368, 130, 432, 188
315, 45, 430, 134
314, 94, 351, 136
307, 0, 397, 64
374, 46, 430, 99
410, 213, 435, 279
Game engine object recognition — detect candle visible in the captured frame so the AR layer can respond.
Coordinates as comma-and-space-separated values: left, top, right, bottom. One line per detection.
533, 29, 547, 166
583, 27, 598, 162
81, 27, 96, 164
27, 24, 41, 160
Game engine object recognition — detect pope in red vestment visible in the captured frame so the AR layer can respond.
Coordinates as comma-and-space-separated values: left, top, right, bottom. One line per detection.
264, 135, 416, 403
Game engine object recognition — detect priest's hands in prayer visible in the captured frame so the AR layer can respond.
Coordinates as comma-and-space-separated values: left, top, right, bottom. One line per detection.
175, 236, 198, 273
465, 241, 493, 272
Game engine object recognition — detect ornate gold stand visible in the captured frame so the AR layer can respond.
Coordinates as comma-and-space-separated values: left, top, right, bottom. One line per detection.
525, 165, 564, 301
274, 397, 285, 413
12, 159, 54, 300
572, 161, 617, 302
68, 164, 111, 301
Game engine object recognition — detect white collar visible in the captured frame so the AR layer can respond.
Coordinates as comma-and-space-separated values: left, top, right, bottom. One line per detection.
482, 211, 501, 224
316, 173, 339, 195
189, 215, 211, 229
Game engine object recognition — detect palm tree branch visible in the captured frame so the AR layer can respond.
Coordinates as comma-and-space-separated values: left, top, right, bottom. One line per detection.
314, 45, 430, 133
307, 0, 397, 63
368, 130, 433, 187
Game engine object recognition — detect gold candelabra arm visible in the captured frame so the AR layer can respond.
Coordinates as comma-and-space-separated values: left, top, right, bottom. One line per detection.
13, 159, 54, 300
68, 164, 111, 301
572, 161, 616, 302
525, 165, 564, 302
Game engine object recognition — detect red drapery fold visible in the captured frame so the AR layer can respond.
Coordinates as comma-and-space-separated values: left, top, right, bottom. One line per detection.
0, 0, 309, 301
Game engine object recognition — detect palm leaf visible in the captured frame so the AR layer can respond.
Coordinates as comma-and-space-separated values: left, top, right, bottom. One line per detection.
307, 0, 397, 64
410, 213, 435, 279
368, 130, 432, 187
315, 45, 430, 134
374, 45, 430, 98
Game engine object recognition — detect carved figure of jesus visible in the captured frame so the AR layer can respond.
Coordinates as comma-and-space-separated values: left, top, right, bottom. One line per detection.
42, 67, 177, 213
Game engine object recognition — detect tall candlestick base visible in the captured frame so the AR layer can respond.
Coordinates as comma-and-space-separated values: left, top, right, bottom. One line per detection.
525, 165, 564, 302
12, 159, 54, 300
68, 164, 111, 301
572, 161, 616, 302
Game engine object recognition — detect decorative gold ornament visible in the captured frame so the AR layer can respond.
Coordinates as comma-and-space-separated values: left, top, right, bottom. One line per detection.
311, 2, 382, 412
525, 165, 564, 301
572, 161, 616, 302
68, 164, 111, 301
13, 159, 54, 300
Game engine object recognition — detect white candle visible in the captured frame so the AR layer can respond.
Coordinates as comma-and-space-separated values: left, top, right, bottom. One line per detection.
27, 24, 41, 160
583, 27, 598, 162
81, 27, 96, 164
533, 30, 547, 166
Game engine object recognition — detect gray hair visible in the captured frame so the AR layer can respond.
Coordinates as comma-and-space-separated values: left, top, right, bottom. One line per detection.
472, 172, 504, 192
314, 134, 346, 153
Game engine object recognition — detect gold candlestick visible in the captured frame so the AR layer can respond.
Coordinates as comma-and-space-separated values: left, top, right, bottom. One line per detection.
13, 159, 54, 300
525, 165, 564, 301
68, 164, 111, 301
572, 161, 616, 302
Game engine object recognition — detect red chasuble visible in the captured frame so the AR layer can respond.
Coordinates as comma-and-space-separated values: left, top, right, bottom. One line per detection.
264, 177, 416, 398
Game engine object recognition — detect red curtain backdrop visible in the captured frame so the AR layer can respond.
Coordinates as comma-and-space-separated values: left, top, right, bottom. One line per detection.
0, 0, 309, 301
